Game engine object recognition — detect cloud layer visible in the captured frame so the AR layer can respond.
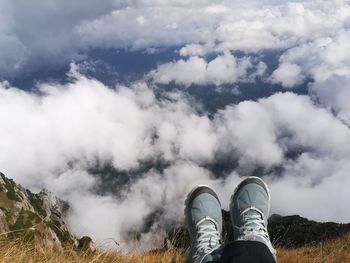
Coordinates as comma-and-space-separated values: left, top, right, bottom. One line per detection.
149, 53, 255, 86
1, 0, 350, 86
1, 67, 350, 248
1, 0, 350, 251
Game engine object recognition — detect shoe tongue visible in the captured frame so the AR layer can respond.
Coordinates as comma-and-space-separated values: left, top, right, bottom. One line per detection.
198, 217, 217, 231
198, 218, 219, 248
244, 209, 263, 221
201, 218, 214, 226
241, 209, 268, 244
243, 209, 264, 230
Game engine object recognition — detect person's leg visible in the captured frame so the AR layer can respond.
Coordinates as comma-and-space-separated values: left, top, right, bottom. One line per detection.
185, 185, 223, 263
220, 177, 277, 263
219, 241, 276, 263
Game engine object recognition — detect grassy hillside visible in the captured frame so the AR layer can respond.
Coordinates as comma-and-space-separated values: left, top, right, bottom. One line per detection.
0, 234, 349, 263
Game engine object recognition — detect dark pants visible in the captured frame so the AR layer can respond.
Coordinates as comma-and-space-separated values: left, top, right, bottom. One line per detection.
217, 241, 276, 263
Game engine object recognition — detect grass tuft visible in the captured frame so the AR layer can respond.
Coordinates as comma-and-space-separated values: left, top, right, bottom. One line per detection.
0, 234, 349, 262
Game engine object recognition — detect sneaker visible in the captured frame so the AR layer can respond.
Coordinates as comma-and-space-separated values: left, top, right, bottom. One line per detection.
185, 185, 223, 263
230, 177, 277, 260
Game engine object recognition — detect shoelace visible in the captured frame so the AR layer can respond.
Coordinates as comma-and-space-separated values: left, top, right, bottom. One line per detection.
193, 216, 221, 260
240, 206, 269, 240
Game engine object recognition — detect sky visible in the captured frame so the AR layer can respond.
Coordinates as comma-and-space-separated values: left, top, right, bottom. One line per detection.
1, 0, 350, 249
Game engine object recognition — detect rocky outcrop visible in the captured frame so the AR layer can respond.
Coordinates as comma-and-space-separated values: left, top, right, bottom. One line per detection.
268, 214, 350, 248
165, 210, 350, 249
0, 172, 92, 250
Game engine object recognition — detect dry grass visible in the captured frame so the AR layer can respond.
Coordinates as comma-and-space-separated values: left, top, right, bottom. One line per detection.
0, 235, 349, 262
0, 238, 185, 263
277, 234, 350, 263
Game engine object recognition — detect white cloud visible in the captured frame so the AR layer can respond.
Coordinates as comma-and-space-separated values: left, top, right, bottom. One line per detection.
0, 67, 222, 247
270, 63, 304, 88
216, 92, 350, 223
272, 30, 350, 87
0, 0, 116, 76
216, 100, 284, 169
179, 44, 212, 57
310, 76, 350, 126
0, 67, 222, 185
75, 1, 350, 52
150, 53, 253, 86
1, 0, 350, 79
74, 0, 350, 87
205, 4, 229, 14
2, 68, 350, 247
216, 91, 350, 170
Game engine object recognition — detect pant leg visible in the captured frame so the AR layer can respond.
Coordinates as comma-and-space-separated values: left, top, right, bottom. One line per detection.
219, 241, 277, 263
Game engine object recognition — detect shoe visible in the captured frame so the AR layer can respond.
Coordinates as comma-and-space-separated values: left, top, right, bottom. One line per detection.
230, 177, 277, 259
185, 185, 223, 263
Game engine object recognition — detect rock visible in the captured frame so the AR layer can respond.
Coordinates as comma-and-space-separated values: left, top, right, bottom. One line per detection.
165, 210, 350, 249
0, 172, 94, 251
78, 236, 97, 253
268, 214, 350, 248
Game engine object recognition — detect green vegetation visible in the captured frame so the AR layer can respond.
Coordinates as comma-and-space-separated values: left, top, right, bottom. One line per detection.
3, 177, 22, 202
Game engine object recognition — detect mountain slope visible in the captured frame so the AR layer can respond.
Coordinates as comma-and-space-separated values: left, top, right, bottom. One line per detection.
0, 172, 92, 250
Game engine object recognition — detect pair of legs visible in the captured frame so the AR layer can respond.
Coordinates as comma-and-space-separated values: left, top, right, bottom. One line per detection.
185, 177, 277, 263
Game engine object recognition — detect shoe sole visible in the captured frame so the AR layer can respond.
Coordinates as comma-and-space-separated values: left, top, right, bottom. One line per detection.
230, 176, 271, 216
